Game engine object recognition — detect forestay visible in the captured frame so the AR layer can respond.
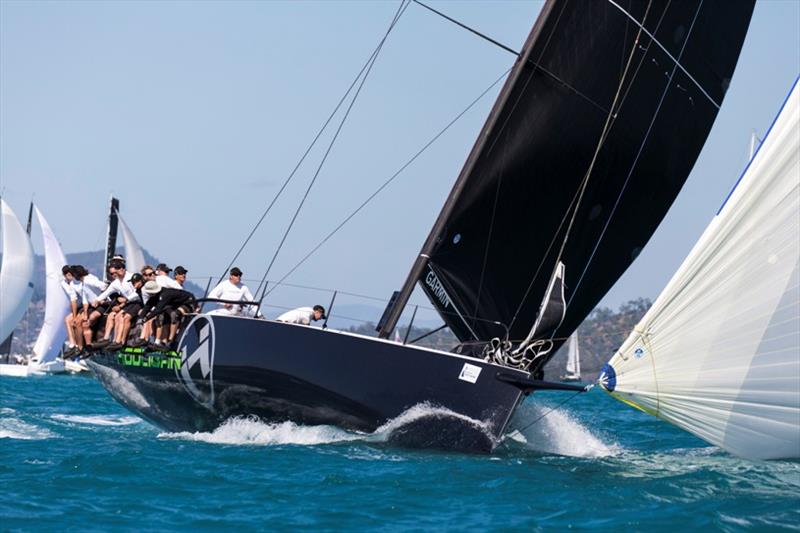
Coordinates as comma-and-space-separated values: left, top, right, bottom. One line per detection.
0, 199, 35, 344
601, 79, 800, 460
385, 0, 755, 369
31, 206, 70, 363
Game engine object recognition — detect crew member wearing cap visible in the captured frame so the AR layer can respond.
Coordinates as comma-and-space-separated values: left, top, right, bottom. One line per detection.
60, 265, 81, 357
155, 263, 182, 289
88, 261, 131, 348
276, 305, 326, 325
173, 265, 188, 289
107, 273, 145, 350
132, 281, 198, 348
206, 267, 256, 316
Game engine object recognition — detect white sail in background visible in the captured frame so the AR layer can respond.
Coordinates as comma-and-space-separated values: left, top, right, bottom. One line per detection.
116, 211, 145, 274
0, 199, 35, 345
30, 206, 69, 363
600, 81, 800, 460
563, 332, 581, 381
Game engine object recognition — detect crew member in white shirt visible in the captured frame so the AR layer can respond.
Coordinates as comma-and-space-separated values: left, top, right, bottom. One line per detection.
173, 265, 188, 289
61, 265, 81, 357
276, 305, 326, 325
155, 263, 182, 289
90, 260, 140, 346
206, 267, 255, 316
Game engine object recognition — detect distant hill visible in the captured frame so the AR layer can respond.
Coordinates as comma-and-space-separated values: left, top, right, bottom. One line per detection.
339, 298, 651, 380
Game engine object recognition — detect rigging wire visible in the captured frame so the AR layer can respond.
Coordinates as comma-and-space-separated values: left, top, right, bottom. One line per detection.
261, 67, 513, 301
564, 0, 704, 311
215, 0, 410, 288
410, 0, 520, 57
507, 0, 657, 333
503, 385, 592, 439
255, 0, 411, 301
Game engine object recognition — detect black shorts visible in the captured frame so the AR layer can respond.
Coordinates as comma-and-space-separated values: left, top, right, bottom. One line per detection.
122, 302, 143, 317
90, 302, 113, 316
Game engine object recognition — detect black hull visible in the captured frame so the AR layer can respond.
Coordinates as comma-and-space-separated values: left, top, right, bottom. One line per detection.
88, 315, 528, 452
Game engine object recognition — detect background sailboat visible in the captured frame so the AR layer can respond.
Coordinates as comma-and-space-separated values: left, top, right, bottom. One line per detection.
116, 210, 145, 275
26, 205, 70, 374
600, 79, 800, 460
561, 332, 581, 382
0, 199, 35, 376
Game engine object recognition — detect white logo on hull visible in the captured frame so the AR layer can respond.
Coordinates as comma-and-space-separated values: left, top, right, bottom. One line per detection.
459, 363, 482, 384
176, 316, 216, 408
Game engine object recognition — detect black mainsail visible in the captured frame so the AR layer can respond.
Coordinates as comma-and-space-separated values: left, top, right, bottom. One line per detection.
379, 0, 755, 372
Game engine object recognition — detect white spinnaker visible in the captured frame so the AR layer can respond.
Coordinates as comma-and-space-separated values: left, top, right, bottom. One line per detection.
116, 212, 145, 274
31, 206, 69, 363
602, 81, 800, 460
0, 199, 35, 344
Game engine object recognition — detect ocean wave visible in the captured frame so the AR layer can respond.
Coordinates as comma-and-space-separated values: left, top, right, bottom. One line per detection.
50, 414, 142, 427
503, 403, 621, 458
0, 418, 56, 440
158, 403, 494, 450
158, 417, 360, 446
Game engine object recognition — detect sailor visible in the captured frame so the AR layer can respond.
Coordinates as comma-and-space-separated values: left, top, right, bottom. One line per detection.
155, 263, 182, 289
68, 265, 105, 355
69, 265, 109, 351
91, 261, 139, 348
107, 272, 145, 350
173, 265, 188, 289
276, 305, 326, 325
206, 267, 255, 316
61, 265, 81, 357
132, 281, 197, 348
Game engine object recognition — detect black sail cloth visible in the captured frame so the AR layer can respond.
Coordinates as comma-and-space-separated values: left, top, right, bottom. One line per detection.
411, 0, 754, 363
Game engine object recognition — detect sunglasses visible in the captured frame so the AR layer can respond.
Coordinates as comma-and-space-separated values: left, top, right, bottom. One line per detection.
144, 271, 155, 276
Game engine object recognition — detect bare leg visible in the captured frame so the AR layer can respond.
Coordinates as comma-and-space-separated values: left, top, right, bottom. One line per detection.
64, 314, 76, 346
104, 311, 117, 341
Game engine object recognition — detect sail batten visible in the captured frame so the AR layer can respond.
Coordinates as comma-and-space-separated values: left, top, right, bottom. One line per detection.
602, 79, 800, 460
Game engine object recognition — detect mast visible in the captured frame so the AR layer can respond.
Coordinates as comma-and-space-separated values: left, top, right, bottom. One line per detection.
25, 202, 33, 236
377, 1, 556, 339
103, 197, 120, 281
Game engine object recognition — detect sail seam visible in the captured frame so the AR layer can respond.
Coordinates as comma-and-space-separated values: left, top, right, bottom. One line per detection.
605, 0, 720, 110
256, 0, 410, 300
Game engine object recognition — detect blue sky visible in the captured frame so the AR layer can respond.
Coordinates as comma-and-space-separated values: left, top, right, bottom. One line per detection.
1, 0, 799, 323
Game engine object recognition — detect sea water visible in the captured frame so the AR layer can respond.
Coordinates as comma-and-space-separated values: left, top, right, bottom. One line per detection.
2, 374, 798, 531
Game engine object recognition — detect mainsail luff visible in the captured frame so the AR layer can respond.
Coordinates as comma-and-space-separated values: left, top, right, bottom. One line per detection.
381, 1, 755, 368
601, 78, 800, 460
31, 206, 70, 363
0, 199, 35, 346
